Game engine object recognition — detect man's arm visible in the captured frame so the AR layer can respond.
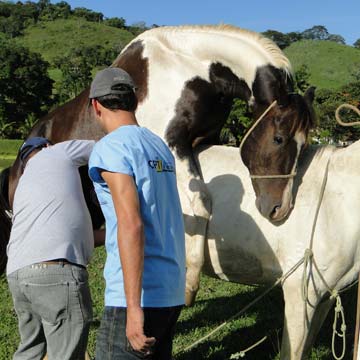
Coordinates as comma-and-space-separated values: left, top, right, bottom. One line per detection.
93, 228, 105, 247
101, 171, 155, 354
63, 140, 96, 167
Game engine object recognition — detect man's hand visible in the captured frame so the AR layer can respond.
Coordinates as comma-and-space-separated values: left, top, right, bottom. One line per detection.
126, 306, 156, 354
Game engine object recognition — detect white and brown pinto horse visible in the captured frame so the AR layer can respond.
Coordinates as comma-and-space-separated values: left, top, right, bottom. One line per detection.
1, 26, 315, 304
188, 142, 360, 359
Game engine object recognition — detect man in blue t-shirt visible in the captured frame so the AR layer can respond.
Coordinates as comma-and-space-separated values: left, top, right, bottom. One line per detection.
88, 67, 186, 359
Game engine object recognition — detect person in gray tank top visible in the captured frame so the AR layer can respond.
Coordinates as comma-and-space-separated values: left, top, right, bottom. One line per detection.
6, 137, 99, 360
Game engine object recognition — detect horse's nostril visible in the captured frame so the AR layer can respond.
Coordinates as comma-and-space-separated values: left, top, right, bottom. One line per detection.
270, 205, 281, 219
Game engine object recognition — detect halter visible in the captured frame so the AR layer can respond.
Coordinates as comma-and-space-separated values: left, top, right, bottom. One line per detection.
239, 100, 299, 180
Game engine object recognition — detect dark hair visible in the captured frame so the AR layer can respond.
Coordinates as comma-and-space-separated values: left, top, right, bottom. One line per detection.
96, 84, 137, 112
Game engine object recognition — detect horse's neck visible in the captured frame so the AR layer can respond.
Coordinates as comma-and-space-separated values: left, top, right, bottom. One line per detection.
329, 140, 360, 179
299, 142, 360, 204
133, 26, 290, 85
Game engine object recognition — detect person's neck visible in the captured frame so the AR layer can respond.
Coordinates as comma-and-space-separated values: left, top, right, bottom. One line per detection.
104, 111, 139, 133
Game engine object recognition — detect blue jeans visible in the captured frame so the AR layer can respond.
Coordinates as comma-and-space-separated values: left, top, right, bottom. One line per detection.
7, 263, 93, 360
95, 306, 182, 360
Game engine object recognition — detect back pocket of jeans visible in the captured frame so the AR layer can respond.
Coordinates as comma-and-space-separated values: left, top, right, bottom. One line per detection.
26, 281, 69, 325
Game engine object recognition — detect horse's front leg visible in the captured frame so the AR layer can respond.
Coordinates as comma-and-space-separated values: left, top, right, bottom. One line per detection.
176, 158, 212, 306
281, 275, 332, 359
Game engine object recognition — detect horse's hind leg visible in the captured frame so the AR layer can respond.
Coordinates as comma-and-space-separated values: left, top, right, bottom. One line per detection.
281, 279, 333, 359
177, 159, 212, 306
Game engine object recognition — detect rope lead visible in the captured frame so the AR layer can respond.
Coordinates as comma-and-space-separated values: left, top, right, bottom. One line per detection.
332, 295, 346, 360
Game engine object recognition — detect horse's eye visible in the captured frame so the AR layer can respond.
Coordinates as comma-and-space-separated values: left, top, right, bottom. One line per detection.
273, 136, 283, 145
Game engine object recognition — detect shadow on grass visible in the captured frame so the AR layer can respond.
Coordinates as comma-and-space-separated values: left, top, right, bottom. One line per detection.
174, 283, 358, 360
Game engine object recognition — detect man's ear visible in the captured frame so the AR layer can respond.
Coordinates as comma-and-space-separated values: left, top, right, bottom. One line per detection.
92, 99, 101, 116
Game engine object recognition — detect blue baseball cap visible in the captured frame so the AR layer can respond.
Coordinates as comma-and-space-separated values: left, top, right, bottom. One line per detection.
19, 137, 52, 162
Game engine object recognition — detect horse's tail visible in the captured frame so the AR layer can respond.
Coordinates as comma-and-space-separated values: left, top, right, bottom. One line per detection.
0, 167, 11, 274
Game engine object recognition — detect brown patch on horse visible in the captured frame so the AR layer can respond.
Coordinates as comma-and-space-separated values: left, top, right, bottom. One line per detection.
0, 193, 11, 273
166, 62, 251, 159
30, 89, 103, 143
112, 41, 148, 104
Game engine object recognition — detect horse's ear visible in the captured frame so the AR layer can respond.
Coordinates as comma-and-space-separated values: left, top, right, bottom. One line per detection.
276, 71, 294, 107
277, 86, 290, 108
304, 86, 316, 104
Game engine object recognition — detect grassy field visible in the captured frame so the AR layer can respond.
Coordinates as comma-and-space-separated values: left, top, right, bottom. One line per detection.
0, 140, 22, 170
15, 18, 134, 64
285, 40, 360, 90
1, 246, 358, 360
0, 143, 358, 359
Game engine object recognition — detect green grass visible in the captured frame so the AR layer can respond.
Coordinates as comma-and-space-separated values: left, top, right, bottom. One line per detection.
0, 140, 21, 170
15, 18, 135, 63
0, 158, 15, 171
0, 140, 22, 156
285, 40, 360, 89
0, 245, 357, 360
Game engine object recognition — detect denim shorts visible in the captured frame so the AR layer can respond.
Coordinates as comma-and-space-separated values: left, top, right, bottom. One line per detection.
7, 263, 93, 360
96, 306, 182, 360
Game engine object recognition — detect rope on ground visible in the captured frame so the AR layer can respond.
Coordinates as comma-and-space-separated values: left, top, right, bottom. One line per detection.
174, 255, 307, 357
229, 336, 267, 359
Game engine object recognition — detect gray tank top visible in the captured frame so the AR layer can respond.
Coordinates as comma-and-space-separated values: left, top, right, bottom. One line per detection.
6, 140, 95, 275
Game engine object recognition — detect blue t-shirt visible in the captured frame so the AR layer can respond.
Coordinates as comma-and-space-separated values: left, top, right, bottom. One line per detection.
89, 125, 185, 307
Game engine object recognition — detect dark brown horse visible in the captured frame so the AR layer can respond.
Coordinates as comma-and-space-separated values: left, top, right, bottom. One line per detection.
0, 26, 315, 303
0, 194, 11, 273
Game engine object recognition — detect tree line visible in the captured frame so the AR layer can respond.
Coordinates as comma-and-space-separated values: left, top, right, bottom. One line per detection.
263, 25, 360, 49
0, 0, 151, 38
0, 0, 359, 143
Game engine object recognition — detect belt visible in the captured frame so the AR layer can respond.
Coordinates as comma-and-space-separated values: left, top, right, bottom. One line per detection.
37, 259, 86, 269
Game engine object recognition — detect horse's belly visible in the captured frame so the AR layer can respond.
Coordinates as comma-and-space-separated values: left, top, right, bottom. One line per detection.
203, 222, 282, 284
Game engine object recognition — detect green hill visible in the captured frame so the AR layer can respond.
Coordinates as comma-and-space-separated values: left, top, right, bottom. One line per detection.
15, 18, 135, 63
284, 40, 360, 89
14, 21, 360, 91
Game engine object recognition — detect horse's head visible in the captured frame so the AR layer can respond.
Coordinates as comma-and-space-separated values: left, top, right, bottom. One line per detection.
241, 87, 316, 222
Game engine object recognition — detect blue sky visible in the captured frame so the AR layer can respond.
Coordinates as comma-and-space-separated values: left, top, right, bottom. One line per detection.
57, 0, 359, 45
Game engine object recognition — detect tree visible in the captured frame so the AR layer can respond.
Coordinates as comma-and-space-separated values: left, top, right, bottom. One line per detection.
294, 64, 311, 93
220, 99, 252, 146
354, 39, 360, 49
0, 1, 41, 36
0, 1, 13, 17
0, 118, 15, 139
0, 15, 24, 37
128, 21, 147, 35
262, 30, 290, 49
302, 25, 329, 40
54, 54, 92, 102
314, 83, 360, 144
104, 17, 126, 29
327, 34, 345, 44
286, 31, 303, 44
0, 38, 53, 138
73, 7, 103, 22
